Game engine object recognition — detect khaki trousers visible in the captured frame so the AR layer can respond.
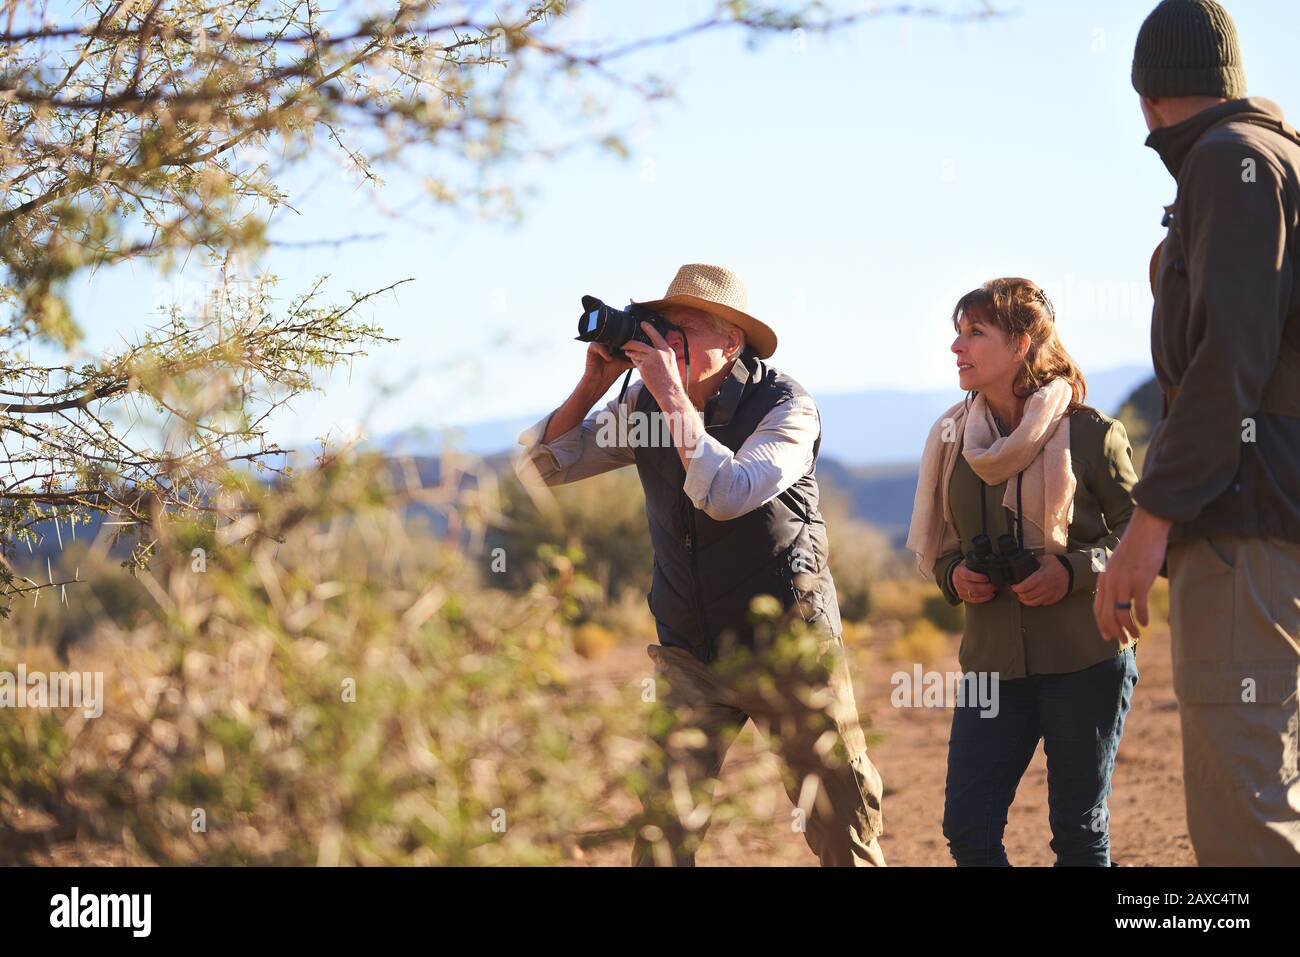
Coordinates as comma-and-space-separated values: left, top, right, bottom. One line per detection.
1168, 535, 1300, 865
630, 634, 886, 867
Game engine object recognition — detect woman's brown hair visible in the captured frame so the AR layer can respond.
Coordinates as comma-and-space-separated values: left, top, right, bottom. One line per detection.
951, 277, 1088, 410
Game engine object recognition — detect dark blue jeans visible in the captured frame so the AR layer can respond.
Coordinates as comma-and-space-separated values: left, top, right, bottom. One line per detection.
942, 648, 1139, 866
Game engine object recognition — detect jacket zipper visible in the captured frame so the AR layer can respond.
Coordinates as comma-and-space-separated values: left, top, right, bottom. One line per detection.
682, 496, 714, 656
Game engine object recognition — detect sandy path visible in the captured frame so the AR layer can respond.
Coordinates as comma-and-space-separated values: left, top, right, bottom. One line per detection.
575, 624, 1195, 867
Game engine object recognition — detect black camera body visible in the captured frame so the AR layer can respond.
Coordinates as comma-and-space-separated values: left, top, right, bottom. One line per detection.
965, 533, 1040, 588
576, 296, 674, 358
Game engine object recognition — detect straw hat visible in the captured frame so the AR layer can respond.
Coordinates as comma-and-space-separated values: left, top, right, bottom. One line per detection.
635, 264, 777, 359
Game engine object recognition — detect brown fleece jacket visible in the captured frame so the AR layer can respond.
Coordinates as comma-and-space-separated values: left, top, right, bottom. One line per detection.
1139, 96, 1300, 545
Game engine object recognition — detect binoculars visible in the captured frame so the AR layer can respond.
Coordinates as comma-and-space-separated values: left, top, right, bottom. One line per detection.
965, 533, 1039, 588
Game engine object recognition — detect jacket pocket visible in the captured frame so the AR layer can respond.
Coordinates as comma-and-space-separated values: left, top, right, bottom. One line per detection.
1205, 536, 1236, 570
1268, 538, 1300, 657
1168, 538, 1236, 667
1220, 538, 1300, 669
1171, 537, 1300, 702
781, 532, 826, 624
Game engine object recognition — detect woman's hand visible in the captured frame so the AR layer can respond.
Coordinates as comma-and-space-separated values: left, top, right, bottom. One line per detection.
1011, 555, 1070, 607
952, 563, 996, 604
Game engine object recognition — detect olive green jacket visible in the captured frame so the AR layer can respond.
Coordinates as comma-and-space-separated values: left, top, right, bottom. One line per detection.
933, 407, 1139, 678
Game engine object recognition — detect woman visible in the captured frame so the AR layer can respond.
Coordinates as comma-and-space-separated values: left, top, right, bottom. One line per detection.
906, 277, 1141, 866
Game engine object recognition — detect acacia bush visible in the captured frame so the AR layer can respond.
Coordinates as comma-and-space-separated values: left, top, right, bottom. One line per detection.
0, 448, 897, 864
0, 452, 659, 864
491, 466, 653, 607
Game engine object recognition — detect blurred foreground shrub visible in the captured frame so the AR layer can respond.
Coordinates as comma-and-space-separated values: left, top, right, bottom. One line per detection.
492, 469, 652, 605
888, 619, 949, 669
0, 451, 651, 865
866, 578, 926, 624
1, 451, 902, 865
921, 595, 964, 634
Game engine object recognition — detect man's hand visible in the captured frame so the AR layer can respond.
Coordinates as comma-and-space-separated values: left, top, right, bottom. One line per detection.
952, 563, 996, 604
582, 342, 632, 394
540, 343, 631, 445
622, 322, 687, 409
1011, 555, 1070, 607
622, 322, 703, 471
1093, 506, 1172, 641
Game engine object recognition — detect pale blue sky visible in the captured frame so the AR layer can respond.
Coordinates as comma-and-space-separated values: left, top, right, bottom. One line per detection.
67, 0, 1300, 451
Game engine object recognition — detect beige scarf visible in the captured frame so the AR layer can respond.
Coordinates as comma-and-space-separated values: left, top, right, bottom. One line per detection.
907, 378, 1076, 577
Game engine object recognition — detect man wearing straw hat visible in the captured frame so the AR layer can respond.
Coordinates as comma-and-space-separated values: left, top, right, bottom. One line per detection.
516, 264, 886, 866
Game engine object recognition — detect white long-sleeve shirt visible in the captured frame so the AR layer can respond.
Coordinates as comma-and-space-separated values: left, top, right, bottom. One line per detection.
514, 380, 820, 522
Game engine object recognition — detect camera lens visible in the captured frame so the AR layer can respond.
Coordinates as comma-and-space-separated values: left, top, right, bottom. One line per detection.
576, 296, 608, 342
575, 296, 643, 353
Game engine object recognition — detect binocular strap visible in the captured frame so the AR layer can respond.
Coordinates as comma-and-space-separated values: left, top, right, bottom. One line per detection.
979, 469, 1026, 548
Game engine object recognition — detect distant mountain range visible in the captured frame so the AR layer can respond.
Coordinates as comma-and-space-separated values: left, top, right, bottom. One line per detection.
382, 363, 1154, 467
19, 366, 1155, 564
370, 363, 1153, 549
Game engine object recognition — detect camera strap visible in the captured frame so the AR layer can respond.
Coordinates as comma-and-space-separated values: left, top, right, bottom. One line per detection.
1014, 471, 1025, 548
616, 368, 635, 407
977, 470, 1027, 549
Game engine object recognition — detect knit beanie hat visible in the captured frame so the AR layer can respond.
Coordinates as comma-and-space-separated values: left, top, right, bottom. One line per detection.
1132, 0, 1247, 98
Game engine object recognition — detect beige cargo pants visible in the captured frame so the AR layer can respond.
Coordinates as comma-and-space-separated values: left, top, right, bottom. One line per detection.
1168, 535, 1300, 865
630, 632, 886, 867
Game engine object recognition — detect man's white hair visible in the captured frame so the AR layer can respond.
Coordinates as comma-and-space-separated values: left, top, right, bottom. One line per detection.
672, 306, 746, 350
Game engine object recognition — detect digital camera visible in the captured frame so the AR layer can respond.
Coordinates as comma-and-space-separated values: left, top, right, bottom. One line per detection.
575, 296, 674, 358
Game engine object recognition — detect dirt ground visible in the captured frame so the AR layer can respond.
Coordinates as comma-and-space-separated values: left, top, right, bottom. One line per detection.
575, 622, 1197, 867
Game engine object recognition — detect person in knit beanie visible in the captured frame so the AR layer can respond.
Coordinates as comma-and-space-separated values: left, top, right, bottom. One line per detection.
1131, 0, 1246, 99
1096, 0, 1300, 865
